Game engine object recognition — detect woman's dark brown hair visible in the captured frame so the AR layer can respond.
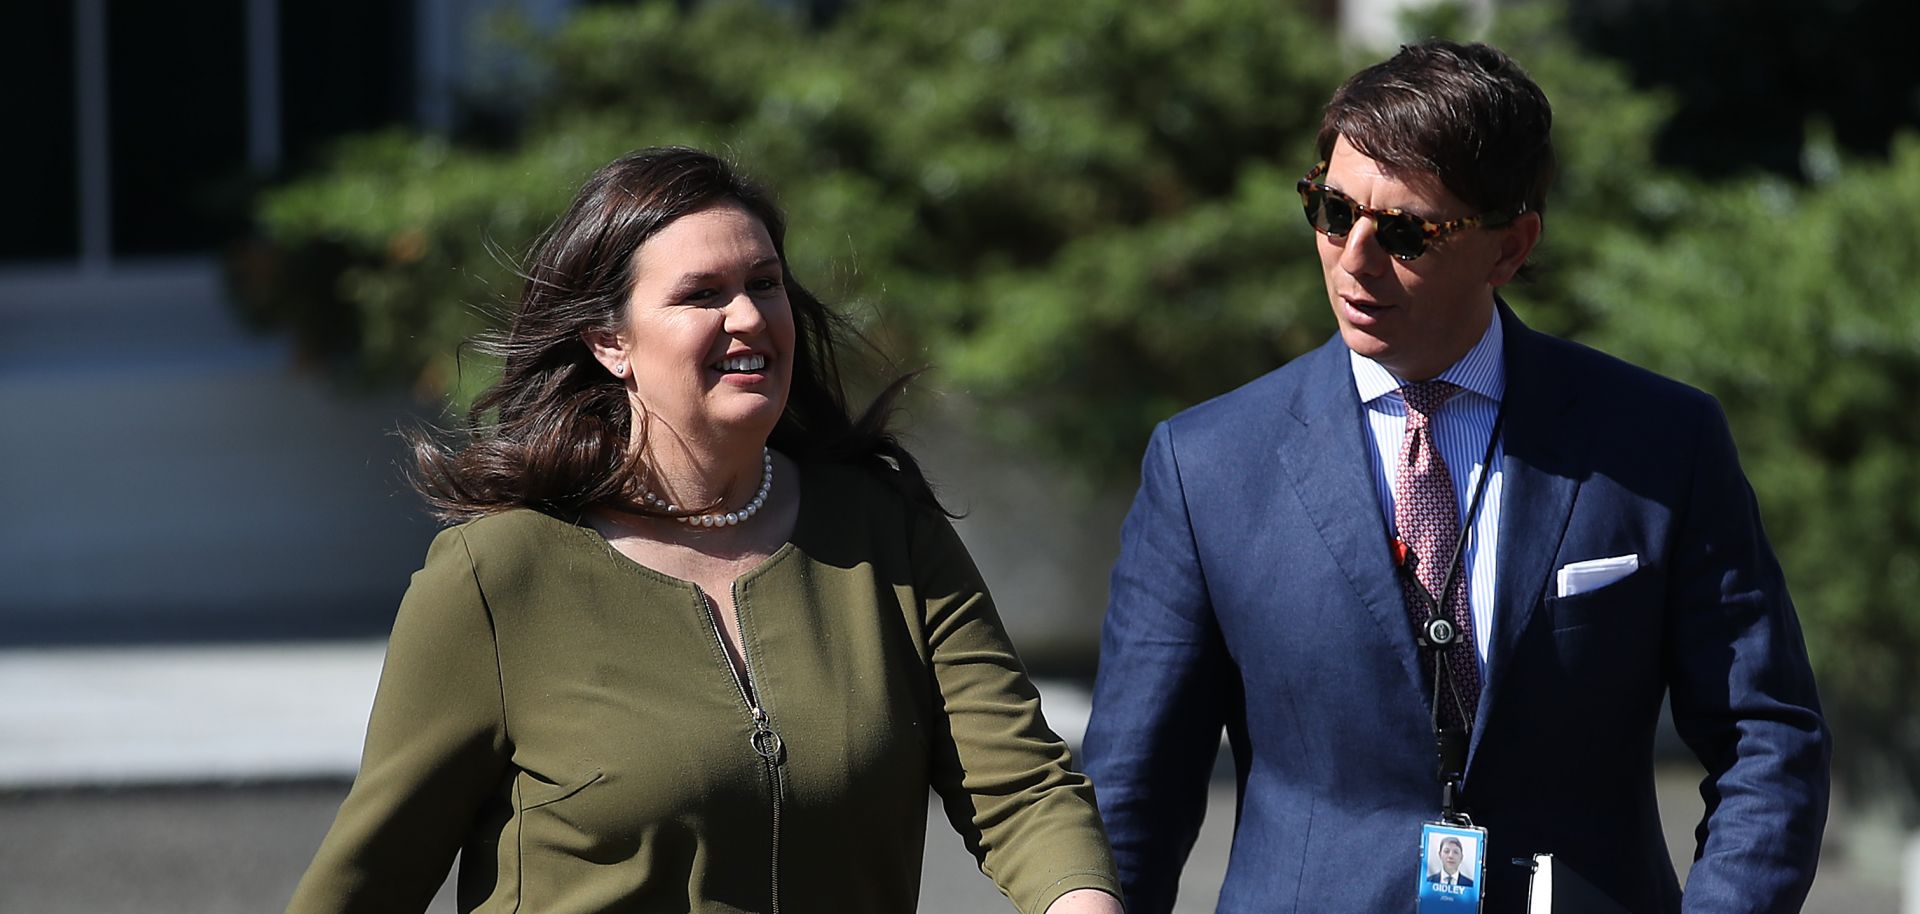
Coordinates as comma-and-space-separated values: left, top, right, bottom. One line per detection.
408, 146, 940, 522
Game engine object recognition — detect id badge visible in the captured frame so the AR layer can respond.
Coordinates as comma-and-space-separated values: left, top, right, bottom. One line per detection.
1416, 820, 1486, 913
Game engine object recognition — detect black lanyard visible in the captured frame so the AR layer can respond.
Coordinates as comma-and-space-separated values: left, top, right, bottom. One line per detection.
1389, 397, 1506, 820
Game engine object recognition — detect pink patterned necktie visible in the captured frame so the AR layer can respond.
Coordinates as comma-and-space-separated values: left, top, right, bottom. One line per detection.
1395, 380, 1480, 731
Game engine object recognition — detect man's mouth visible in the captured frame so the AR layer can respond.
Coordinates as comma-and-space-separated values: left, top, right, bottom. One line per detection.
1342, 294, 1385, 312
714, 354, 767, 373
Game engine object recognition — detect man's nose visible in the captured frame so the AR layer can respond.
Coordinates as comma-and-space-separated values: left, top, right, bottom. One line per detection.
1338, 217, 1390, 276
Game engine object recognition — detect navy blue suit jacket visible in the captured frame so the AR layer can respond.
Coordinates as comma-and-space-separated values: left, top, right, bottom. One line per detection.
1084, 306, 1830, 914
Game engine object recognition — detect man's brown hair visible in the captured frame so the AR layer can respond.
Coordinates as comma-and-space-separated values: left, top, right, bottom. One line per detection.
1318, 40, 1555, 218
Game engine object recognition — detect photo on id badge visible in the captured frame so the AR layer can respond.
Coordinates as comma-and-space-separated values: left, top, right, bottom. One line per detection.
1417, 822, 1484, 912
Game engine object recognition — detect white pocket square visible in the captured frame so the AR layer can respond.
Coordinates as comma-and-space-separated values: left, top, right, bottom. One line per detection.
1555, 554, 1639, 598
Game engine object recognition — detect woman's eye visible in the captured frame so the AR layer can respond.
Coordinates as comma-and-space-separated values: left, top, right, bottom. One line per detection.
748, 276, 783, 293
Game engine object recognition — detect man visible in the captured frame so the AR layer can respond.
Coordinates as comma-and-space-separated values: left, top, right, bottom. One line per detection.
1428, 837, 1474, 888
1083, 40, 1829, 914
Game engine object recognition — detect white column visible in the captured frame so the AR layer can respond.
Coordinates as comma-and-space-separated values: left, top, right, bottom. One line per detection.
1903, 830, 1920, 914
246, 0, 282, 174
75, 0, 111, 272
1340, 0, 1494, 51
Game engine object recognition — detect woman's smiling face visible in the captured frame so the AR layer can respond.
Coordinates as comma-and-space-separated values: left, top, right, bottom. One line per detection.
609, 202, 796, 450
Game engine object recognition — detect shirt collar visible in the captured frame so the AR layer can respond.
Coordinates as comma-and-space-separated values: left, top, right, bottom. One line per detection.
1349, 310, 1506, 406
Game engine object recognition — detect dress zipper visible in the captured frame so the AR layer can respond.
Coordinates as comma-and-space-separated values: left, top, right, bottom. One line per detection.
697, 583, 784, 914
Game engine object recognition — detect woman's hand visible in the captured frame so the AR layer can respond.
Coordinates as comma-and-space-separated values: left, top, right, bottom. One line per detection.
1043, 888, 1125, 914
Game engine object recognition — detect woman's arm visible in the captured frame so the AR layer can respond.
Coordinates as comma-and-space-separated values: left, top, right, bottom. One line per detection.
910, 508, 1124, 914
287, 527, 510, 913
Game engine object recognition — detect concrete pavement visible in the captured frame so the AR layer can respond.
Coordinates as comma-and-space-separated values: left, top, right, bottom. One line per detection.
0, 643, 384, 787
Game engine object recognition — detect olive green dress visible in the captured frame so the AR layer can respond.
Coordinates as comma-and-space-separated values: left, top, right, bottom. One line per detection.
287, 461, 1119, 914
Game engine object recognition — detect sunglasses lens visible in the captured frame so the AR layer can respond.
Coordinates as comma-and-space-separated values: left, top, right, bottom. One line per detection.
1301, 190, 1326, 231
1307, 190, 1356, 236
1300, 177, 1432, 259
1376, 217, 1428, 259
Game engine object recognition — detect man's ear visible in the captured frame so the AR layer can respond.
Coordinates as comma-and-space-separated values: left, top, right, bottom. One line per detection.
1486, 210, 1543, 288
582, 328, 630, 379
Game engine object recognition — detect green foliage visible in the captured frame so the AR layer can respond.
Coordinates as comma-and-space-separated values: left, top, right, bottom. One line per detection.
239, 0, 1350, 457
1480, 4, 1676, 336
236, 0, 1920, 813
1576, 133, 1920, 810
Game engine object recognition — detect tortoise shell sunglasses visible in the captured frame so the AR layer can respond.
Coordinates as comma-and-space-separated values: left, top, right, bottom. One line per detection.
1297, 162, 1522, 262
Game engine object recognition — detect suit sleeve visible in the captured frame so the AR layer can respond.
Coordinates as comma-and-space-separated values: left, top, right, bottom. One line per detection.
911, 505, 1123, 914
1083, 421, 1237, 914
287, 527, 510, 913
1664, 400, 1831, 914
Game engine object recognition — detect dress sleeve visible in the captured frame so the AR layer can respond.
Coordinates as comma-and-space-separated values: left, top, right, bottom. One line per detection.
911, 506, 1123, 914
287, 527, 510, 914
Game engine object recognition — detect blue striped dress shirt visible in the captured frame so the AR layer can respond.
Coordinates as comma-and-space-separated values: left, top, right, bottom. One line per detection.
1349, 315, 1505, 676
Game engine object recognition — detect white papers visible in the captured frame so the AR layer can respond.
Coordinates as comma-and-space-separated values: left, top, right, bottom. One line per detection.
1554, 554, 1639, 598
1525, 852, 1631, 913
1528, 853, 1554, 914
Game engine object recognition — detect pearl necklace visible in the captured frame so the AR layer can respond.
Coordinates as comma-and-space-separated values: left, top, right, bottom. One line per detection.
641, 448, 773, 527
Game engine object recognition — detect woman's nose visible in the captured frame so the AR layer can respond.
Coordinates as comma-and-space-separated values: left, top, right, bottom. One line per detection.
724, 291, 768, 333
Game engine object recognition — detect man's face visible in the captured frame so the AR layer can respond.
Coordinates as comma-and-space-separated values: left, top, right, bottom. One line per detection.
1440, 840, 1463, 873
1315, 136, 1526, 381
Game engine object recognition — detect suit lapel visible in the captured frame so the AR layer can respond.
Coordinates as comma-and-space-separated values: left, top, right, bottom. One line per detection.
1470, 305, 1583, 763
1275, 338, 1429, 701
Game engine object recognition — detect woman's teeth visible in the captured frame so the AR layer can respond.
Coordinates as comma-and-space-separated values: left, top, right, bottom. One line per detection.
717, 354, 766, 372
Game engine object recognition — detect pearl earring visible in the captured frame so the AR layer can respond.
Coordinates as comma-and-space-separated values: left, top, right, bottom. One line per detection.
613, 364, 625, 377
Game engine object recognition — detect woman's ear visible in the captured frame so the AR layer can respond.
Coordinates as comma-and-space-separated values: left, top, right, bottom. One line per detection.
582, 329, 630, 379
1486, 210, 1543, 288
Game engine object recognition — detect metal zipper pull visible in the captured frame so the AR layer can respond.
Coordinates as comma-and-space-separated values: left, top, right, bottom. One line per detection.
749, 705, 783, 762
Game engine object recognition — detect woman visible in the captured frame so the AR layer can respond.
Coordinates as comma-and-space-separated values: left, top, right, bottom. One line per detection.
287, 147, 1123, 914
